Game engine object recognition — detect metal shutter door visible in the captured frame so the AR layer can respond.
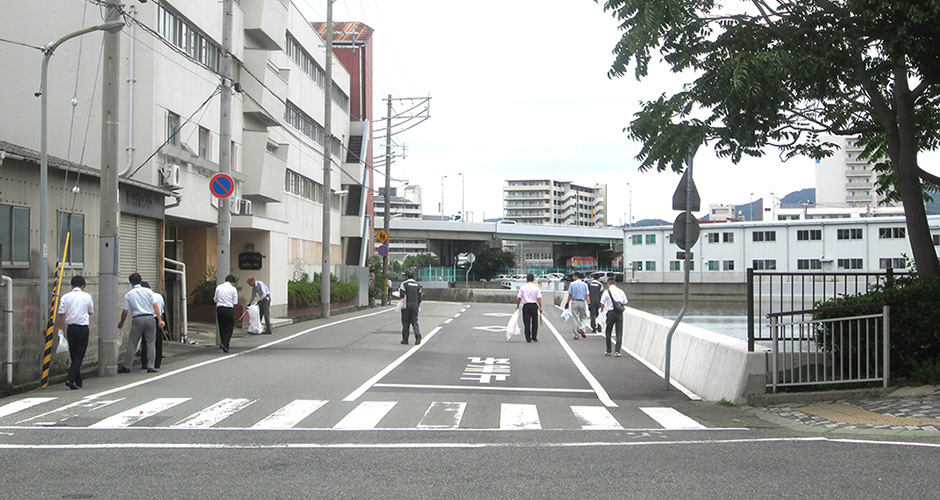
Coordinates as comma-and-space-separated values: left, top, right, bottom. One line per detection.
118, 215, 161, 287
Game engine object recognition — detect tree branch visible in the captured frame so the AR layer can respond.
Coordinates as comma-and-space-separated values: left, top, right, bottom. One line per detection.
919, 167, 940, 186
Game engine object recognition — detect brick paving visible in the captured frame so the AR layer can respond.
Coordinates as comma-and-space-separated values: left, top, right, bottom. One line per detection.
761, 392, 940, 433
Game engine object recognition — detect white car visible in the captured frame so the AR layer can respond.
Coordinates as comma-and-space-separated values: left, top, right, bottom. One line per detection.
492, 274, 512, 281
537, 274, 561, 282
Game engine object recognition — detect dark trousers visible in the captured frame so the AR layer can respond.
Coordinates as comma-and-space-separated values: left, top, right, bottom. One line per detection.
140, 316, 164, 369
401, 307, 421, 342
522, 303, 539, 341
605, 310, 624, 354
66, 324, 89, 386
217, 306, 235, 349
589, 303, 600, 331
258, 297, 272, 333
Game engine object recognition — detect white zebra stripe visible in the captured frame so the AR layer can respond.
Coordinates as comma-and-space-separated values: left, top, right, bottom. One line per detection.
640, 407, 706, 429
333, 401, 397, 430
252, 400, 328, 429
417, 402, 467, 429
0, 398, 56, 419
90, 398, 190, 428
571, 406, 624, 430
500, 403, 541, 430
172, 398, 255, 428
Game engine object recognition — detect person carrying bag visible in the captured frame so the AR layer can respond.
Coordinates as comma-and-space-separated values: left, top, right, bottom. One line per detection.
599, 275, 628, 357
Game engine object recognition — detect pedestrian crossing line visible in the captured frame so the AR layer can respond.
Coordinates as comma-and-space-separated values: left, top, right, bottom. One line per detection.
172, 398, 255, 429
0, 398, 56, 419
500, 403, 541, 430
89, 398, 190, 428
417, 402, 467, 429
333, 401, 397, 430
251, 400, 328, 429
571, 406, 624, 430
640, 407, 706, 430
29, 398, 124, 426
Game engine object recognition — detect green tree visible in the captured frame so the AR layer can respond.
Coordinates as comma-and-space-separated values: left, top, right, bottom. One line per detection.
472, 247, 516, 279
598, 0, 940, 279
401, 253, 440, 270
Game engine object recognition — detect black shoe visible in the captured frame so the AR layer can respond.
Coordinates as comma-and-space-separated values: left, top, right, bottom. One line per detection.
533, 338, 538, 342
526, 339, 532, 343
401, 341, 409, 345
220, 345, 229, 353
147, 368, 159, 373
261, 331, 272, 335
117, 366, 130, 374
65, 380, 79, 390
415, 336, 422, 345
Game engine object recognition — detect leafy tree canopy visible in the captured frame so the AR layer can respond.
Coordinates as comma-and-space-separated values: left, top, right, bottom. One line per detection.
598, 0, 940, 278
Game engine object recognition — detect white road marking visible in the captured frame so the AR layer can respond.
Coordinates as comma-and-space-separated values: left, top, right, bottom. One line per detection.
417, 402, 467, 429
542, 316, 618, 408
500, 403, 541, 430
251, 400, 328, 429
89, 398, 190, 428
343, 326, 442, 402
0, 398, 56, 419
172, 399, 255, 428
333, 401, 397, 430
372, 383, 593, 394
621, 346, 702, 400
29, 399, 124, 426
640, 407, 706, 430
572, 406, 624, 430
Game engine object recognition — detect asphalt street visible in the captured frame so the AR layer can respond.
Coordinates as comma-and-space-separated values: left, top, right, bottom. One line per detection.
1, 302, 938, 499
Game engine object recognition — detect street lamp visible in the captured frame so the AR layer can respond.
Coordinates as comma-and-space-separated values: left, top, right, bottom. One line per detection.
459, 172, 465, 222
441, 175, 447, 220
626, 182, 632, 227
38, 19, 125, 342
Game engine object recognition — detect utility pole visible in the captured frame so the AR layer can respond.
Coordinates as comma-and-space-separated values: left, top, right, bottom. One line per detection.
320, 0, 334, 318
98, 3, 123, 376
217, 0, 234, 346
381, 95, 392, 306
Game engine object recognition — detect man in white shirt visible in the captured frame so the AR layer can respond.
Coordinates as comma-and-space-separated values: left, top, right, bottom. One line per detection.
599, 275, 629, 357
247, 277, 272, 335
118, 273, 163, 373
56, 275, 94, 389
515, 273, 543, 342
139, 281, 165, 370
214, 274, 238, 353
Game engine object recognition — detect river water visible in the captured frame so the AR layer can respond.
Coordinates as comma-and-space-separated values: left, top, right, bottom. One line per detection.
629, 300, 750, 343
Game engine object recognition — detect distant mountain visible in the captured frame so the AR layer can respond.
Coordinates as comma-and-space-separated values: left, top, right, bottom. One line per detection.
634, 218, 670, 227
779, 188, 816, 207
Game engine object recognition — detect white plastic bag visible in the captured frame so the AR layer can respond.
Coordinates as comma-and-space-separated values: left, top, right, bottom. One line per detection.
247, 304, 263, 334
560, 309, 571, 321
57, 330, 69, 353
395, 297, 406, 311
505, 309, 521, 340
596, 310, 607, 330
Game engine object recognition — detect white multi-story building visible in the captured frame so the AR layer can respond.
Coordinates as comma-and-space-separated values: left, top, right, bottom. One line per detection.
816, 135, 900, 209
623, 216, 940, 283
374, 185, 429, 258
0, 2, 373, 329
503, 179, 607, 227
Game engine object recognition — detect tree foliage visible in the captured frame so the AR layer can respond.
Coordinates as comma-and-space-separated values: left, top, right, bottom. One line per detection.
471, 247, 516, 279
598, 0, 940, 279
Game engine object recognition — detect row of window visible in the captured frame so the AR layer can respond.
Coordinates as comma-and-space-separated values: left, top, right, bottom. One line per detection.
629, 257, 906, 272
631, 227, 909, 246
1, 205, 84, 267
158, 5, 223, 73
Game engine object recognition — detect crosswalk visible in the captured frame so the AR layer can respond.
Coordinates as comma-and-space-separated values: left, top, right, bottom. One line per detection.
0, 397, 708, 431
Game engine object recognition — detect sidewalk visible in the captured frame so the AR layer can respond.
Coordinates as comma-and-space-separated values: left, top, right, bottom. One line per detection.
160, 316, 294, 360
749, 386, 940, 437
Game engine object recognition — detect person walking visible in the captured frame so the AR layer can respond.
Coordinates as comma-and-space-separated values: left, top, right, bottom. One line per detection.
138, 281, 165, 370
600, 275, 629, 357
56, 275, 93, 389
515, 273, 543, 342
398, 270, 422, 345
587, 276, 603, 333
214, 274, 238, 353
246, 277, 272, 335
564, 272, 590, 340
117, 273, 163, 373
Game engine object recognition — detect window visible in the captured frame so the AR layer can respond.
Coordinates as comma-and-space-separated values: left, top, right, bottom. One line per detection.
668, 234, 675, 244
752, 231, 776, 242
797, 259, 822, 270
286, 33, 325, 88
645, 234, 656, 245
752, 259, 777, 270
879, 227, 906, 239
284, 169, 324, 203
837, 228, 863, 240
879, 257, 906, 269
285, 101, 326, 146
631, 235, 642, 245
723, 260, 735, 271
669, 261, 681, 271
167, 112, 181, 146
707, 260, 719, 271
934, 234, 940, 246
57, 212, 84, 266
645, 261, 656, 271
0, 204, 29, 265
198, 126, 211, 159
837, 258, 863, 270
722, 232, 734, 243
797, 229, 822, 241
706, 233, 719, 243
157, 4, 222, 72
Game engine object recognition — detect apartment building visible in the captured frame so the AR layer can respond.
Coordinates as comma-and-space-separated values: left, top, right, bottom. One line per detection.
503, 179, 607, 227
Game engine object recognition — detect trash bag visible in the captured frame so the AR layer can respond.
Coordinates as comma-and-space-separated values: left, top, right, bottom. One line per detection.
247, 304, 263, 334
395, 297, 406, 311
506, 309, 521, 340
560, 309, 571, 321
57, 330, 69, 353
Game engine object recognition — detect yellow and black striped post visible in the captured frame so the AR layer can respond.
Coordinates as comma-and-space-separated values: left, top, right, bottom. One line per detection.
40, 233, 70, 389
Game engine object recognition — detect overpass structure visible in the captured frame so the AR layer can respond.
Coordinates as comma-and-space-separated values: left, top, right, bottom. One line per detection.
386, 219, 625, 267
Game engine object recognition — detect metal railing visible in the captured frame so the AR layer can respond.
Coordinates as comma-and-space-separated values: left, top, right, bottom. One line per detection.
746, 268, 904, 351
767, 303, 889, 392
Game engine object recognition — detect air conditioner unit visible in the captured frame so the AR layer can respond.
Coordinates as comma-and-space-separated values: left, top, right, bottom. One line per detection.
161, 164, 181, 187
233, 198, 252, 215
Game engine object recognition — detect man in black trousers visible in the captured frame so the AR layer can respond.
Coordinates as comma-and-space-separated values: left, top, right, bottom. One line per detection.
398, 270, 422, 345
587, 276, 603, 333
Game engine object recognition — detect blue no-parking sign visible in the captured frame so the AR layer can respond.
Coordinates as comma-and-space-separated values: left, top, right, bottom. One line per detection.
377, 245, 389, 257
210, 173, 235, 198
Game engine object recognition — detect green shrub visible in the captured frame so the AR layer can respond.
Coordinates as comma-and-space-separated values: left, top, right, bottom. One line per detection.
287, 272, 357, 309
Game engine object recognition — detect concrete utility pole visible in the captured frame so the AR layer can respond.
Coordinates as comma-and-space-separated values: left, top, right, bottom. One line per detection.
217, 0, 234, 346
320, 0, 334, 318
98, 4, 125, 376
381, 95, 392, 306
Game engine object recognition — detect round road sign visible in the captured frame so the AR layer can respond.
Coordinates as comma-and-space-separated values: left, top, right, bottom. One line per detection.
210, 173, 235, 199
377, 244, 389, 257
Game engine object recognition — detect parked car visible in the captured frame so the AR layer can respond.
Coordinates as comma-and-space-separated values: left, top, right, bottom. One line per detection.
537, 274, 562, 282
492, 274, 512, 281
589, 271, 624, 283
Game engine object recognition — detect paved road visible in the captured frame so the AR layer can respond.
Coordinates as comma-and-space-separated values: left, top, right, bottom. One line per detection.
1, 302, 938, 499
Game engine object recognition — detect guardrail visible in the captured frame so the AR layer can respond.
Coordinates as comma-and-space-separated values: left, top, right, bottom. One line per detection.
766, 303, 889, 393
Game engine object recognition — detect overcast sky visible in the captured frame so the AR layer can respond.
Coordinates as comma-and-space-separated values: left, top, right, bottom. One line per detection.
297, 0, 818, 224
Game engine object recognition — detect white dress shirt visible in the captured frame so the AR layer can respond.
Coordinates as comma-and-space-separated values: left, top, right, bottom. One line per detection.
123, 285, 157, 317
59, 287, 94, 326
214, 282, 238, 307
600, 285, 628, 311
